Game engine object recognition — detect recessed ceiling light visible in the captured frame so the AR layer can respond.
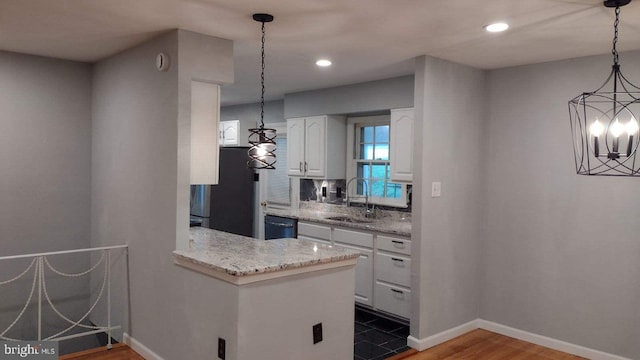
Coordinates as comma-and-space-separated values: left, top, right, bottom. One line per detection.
316, 59, 332, 67
484, 22, 509, 33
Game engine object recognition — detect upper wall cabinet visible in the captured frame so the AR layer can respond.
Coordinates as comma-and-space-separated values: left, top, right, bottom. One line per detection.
389, 108, 414, 182
190, 81, 220, 185
219, 120, 239, 146
286, 115, 346, 178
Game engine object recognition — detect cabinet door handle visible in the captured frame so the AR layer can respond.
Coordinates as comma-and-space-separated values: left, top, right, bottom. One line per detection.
304, 161, 308, 172
391, 289, 404, 294
299, 161, 303, 172
391, 240, 404, 245
391, 257, 404, 262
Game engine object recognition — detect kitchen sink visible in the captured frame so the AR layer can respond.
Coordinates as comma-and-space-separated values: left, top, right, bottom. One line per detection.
324, 215, 373, 224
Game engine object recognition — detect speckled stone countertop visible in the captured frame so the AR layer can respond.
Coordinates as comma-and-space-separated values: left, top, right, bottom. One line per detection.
173, 227, 360, 284
265, 203, 412, 237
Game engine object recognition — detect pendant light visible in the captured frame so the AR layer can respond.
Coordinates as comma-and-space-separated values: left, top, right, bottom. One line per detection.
248, 13, 277, 170
568, 0, 640, 176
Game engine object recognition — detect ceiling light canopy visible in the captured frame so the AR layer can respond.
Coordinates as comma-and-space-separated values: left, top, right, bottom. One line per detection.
568, 0, 640, 176
316, 59, 332, 67
484, 22, 509, 33
248, 13, 277, 170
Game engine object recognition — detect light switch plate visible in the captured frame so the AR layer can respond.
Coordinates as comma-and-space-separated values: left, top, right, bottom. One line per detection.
431, 182, 441, 197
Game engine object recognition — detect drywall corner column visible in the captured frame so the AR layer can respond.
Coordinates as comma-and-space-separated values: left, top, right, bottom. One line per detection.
176, 29, 233, 250
411, 55, 486, 343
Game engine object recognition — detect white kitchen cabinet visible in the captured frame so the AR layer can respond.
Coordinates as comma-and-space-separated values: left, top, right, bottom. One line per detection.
375, 252, 411, 288
374, 281, 411, 319
286, 115, 346, 178
389, 108, 414, 182
286, 118, 306, 176
219, 120, 239, 146
190, 81, 220, 185
333, 228, 374, 306
337, 243, 373, 306
374, 233, 411, 318
297, 221, 332, 246
297, 220, 411, 319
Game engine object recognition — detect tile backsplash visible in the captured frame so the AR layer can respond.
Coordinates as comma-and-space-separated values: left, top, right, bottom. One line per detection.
300, 178, 412, 212
300, 179, 346, 204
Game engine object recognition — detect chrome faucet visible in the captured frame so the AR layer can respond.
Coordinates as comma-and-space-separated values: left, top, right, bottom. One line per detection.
345, 177, 376, 218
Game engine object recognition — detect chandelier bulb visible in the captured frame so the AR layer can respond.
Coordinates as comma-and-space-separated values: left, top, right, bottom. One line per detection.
610, 118, 625, 138
625, 117, 639, 135
589, 119, 605, 137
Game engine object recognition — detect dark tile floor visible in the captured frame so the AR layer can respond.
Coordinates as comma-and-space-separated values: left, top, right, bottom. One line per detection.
354, 307, 410, 360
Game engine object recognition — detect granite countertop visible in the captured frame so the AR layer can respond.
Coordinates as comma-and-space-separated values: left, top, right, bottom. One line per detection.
265, 204, 412, 237
174, 227, 360, 283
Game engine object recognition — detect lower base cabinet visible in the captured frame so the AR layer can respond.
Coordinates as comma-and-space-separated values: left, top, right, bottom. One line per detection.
297, 220, 411, 319
374, 281, 411, 319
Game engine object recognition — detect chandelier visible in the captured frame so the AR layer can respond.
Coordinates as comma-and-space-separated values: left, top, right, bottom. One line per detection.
568, 0, 640, 176
247, 13, 277, 169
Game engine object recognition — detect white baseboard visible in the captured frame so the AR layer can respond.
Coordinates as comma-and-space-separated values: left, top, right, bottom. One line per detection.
407, 319, 479, 351
123, 332, 164, 360
477, 320, 632, 360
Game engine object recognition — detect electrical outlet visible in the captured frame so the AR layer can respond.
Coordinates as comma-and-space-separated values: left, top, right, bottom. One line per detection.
218, 338, 226, 360
312, 323, 323, 344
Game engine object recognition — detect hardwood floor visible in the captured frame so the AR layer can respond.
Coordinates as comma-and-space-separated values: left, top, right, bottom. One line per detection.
391, 329, 587, 360
58, 329, 586, 360
59, 343, 144, 360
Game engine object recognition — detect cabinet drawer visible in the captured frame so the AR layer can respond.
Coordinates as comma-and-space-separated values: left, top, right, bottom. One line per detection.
333, 228, 373, 248
377, 235, 411, 255
375, 252, 411, 287
375, 282, 411, 319
297, 235, 331, 247
336, 243, 373, 306
298, 222, 331, 241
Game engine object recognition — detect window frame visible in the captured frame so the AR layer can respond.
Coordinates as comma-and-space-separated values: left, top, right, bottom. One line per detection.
346, 115, 408, 208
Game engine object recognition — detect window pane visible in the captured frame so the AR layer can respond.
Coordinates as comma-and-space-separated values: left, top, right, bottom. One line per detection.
370, 179, 385, 197
360, 144, 375, 160
371, 164, 386, 179
267, 137, 291, 204
375, 125, 389, 143
373, 144, 389, 160
362, 126, 374, 143
386, 183, 402, 198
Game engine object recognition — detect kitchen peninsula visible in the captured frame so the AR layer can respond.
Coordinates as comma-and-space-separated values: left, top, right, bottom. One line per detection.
173, 227, 359, 360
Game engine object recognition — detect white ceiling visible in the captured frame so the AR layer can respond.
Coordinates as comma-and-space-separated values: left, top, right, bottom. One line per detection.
2, 0, 640, 106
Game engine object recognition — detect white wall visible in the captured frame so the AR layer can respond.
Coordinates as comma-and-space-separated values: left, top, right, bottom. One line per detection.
0, 51, 92, 255
411, 55, 485, 339
221, 99, 285, 147
481, 51, 640, 359
0, 50, 93, 341
284, 75, 414, 118
91, 30, 240, 359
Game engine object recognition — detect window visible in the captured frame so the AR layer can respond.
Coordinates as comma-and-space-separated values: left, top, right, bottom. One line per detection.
348, 116, 407, 207
265, 136, 291, 205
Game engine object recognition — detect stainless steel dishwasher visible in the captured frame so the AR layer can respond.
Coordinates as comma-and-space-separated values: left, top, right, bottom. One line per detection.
264, 215, 298, 240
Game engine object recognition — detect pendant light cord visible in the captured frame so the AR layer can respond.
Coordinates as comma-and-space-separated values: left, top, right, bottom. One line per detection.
612, 6, 620, 66
260, 21, 266, 129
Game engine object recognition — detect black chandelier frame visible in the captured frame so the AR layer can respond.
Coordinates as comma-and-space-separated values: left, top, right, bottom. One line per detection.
568, 0, 640, 176
248, 13, 277, 170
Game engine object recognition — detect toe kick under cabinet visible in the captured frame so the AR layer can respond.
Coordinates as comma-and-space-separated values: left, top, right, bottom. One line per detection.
297, 221, 411, 319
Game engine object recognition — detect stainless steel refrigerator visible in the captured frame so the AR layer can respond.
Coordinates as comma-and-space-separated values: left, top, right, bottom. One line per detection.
190, 147, 255, 237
